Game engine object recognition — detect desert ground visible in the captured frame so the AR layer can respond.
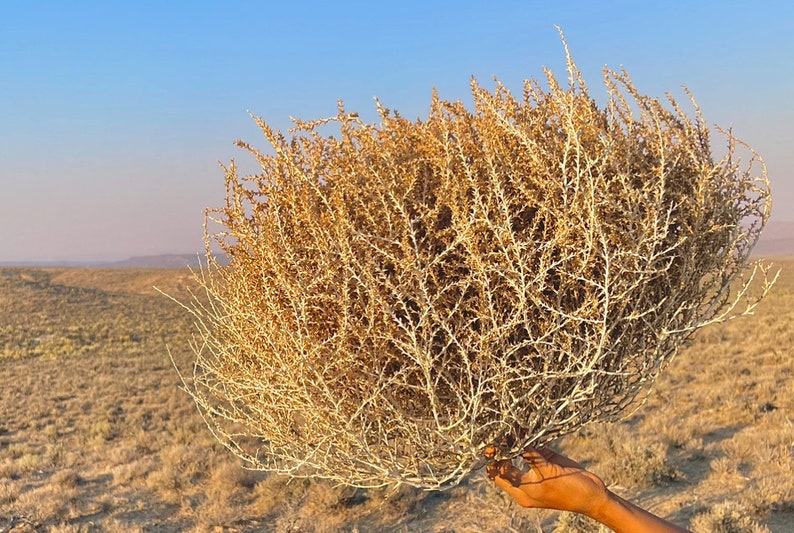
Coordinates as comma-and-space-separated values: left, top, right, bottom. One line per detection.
0, 261, 792, 532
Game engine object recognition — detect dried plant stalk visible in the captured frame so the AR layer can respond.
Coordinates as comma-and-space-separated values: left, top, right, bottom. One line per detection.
174, 41, 774, 490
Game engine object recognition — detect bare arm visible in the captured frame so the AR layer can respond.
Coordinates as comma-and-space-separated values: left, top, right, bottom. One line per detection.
487, 448, 691, 533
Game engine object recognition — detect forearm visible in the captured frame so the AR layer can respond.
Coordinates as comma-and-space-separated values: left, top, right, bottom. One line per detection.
587, 490, 691, 533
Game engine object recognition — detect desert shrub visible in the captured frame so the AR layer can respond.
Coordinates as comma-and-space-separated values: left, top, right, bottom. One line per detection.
0, 481, 20, 505
691, 501, 770, 533
173, 36, 774, 489
598, 434, 680, 487
554, 511, 611, 533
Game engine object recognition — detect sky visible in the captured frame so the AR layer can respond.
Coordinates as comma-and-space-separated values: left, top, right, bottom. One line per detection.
2, 1, 793, 262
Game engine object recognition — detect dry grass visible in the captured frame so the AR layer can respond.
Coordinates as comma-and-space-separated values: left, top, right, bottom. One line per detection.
174, 37, 774, 489
0, 262, 792, 530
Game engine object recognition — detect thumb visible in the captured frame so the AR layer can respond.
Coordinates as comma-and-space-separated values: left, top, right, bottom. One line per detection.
489, 462, 537, 508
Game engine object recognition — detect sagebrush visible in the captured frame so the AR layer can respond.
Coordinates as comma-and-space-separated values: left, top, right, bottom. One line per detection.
175, 37, 774, 489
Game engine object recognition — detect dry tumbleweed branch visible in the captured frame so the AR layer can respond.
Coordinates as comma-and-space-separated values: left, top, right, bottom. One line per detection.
173, 39, 775, 490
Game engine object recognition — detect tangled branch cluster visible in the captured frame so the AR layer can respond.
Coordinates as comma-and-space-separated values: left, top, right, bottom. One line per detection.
176, 45, 774, 490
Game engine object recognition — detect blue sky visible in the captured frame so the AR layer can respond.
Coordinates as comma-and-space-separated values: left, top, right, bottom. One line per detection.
2, 1, 792, 262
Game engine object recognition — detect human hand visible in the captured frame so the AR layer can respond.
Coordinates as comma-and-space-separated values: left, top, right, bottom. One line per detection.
488, 447, 691, 533
486, 447, 608, 516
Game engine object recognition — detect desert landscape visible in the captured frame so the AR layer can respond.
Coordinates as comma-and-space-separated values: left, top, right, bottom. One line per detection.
0, 259, 792, 532
4, 2, 793, 531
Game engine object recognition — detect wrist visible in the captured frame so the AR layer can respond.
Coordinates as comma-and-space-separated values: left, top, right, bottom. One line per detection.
584, 489, 633, 532
585, 489, 691, 533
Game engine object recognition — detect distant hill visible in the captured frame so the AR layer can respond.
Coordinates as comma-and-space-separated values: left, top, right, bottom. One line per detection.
108, 254, 207, 269
760, 220, 794, 241
752, 238, 794, 258
752, 220, 794, 258
0, 260, 107, 268
0, 254, 228, 269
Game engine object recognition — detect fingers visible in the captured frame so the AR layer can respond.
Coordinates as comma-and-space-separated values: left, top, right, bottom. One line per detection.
489, 460, 537, 508
523, 447, 584, 470
492, 472, 535, 507
520, 447, 547, 468
487, 448, 552, 485
488, 446, 581, 487
486, 459, 502, 480
487, 459, 525, 488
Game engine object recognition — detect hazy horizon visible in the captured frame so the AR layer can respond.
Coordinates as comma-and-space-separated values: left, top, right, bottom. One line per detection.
2, 2, 793, 262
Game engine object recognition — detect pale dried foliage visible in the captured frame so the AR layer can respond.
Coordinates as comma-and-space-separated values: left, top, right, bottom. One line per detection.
175, 40, 774, 489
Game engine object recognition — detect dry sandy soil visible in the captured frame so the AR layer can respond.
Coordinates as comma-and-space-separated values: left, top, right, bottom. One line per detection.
0, 261, 792, 532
